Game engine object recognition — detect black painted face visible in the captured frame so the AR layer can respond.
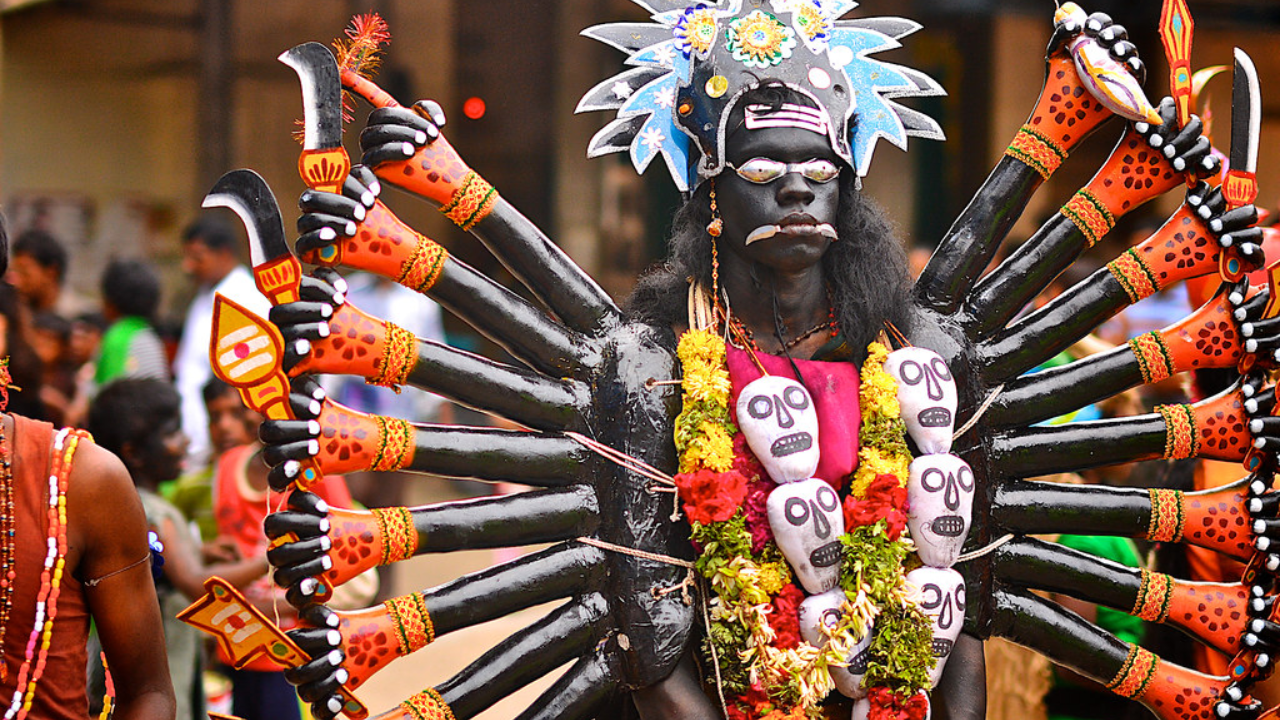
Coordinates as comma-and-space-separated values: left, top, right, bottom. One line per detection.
717, 125, 841, 274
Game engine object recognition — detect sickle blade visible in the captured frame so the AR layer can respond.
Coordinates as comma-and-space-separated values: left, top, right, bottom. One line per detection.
279, 42, 345, 152
1231, 48, 1261, 176
203, 170, 301, 305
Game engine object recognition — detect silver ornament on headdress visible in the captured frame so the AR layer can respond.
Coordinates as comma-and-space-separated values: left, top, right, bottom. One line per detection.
577, 0, 947, 192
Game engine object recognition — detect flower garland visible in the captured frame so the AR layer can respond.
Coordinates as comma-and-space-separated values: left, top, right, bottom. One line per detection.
673, 328, 933, 719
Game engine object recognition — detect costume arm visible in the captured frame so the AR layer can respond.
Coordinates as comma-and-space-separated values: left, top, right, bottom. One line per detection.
296, 176, 595, 377
356, 100, 621, 335
72, 443, 175, 720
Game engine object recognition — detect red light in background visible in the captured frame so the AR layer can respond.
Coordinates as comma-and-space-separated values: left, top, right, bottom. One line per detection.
463, 97, 487, 120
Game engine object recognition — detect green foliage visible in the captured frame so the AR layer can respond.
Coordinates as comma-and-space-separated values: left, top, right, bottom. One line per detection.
838, 524, 911, 606
864, 603, 934, 694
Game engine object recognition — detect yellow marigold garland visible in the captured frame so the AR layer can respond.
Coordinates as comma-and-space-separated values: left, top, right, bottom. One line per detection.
674, 329, 928, 718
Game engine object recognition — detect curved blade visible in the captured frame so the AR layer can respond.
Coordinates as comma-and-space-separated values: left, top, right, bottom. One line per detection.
1232, 48, 1261, 176
203, 170, 300, 305
279, 42, 344, 151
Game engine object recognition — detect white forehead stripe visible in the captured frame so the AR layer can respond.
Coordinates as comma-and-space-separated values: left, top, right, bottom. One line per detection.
744, 103, 830, 136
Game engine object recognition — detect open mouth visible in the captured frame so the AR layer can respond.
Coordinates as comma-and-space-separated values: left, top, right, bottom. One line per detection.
918, 407, 953, 428
929, 515, 966, 538
810, 541, 843, 568
745, 222, 838, 245
932, 638, 954, 657
848, 648, 869, 674
771, 432, 813, 457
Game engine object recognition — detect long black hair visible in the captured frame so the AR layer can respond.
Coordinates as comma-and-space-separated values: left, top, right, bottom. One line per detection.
626, 157, 913, 364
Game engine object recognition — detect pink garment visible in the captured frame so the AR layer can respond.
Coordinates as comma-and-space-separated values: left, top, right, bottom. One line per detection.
726, 345, 861, 489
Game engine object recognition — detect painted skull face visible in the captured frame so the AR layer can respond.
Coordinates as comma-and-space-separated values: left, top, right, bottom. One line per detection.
737, 375, 820, 483
907, 454, 975, 568
906, 566, 966, 687
767, 478, 844, 593
798, 588, 873, 699
885, 348, 957, 455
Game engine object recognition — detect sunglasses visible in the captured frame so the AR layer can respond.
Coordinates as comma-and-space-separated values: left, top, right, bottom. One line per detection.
726, 157, 842, 184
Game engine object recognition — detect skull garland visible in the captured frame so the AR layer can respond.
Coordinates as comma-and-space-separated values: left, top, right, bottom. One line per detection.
907, 455, 976, 569
799, 588, 875, 699
906, 566, 967, 687
736, 375, 822, 483
740, 375, 846, 593
885, 348, 957, 455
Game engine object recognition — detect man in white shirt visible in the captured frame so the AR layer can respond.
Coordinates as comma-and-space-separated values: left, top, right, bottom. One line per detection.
173, 217, 270, 469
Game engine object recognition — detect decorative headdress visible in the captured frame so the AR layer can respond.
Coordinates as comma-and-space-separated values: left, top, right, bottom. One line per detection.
577, 0, 946, 192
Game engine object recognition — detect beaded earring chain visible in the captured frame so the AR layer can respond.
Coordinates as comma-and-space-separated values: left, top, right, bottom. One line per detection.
0, 417, 12, 683
7, 427, 86, 720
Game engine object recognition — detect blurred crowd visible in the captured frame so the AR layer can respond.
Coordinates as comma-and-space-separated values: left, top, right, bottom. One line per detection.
0, 215, 448, 719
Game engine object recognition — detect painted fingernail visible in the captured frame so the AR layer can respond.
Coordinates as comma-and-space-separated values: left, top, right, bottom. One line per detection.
1188, 191, 1202, 205
369, 179, 382, 196
1252, 619, 1267, 633
1244, 384, 1257, 398
1252, 480, 1268, 496
1173, 158, 1186, 172
327, 696, 343, 714
1149, 134, 1163, 148
1257, 653, 1271, 668
1221, 234, 1234, 248
319, 304, 333, 319
308, 420, 321, 436
332, 292, 346, 305
361, 190, 376, 207
1255, 519, 1267, 534
1235, 309, 1249, 322
321, 556, 333, 571
1211, 219, 1224, 233
316, 499, 330, 513
1257, 535, 1271, 551
1269, 556, 1280, 572
400, 142, 414, 156
300, 578, 318, 595
1246, 633, 1260, 647
319, 518, 331, 533
319, 227, 337, 242
1254, 437, 1267, 450
296, 339, 312, 356
285, 461, 300, 478
335, 669, 350, 684
353, 205, 366, 222
1244, 323, 1256, 337
1134, 122, 1150, 134
1246, 399, 1260, 414
319, 536, 331, 551
1252, 419, 1265, 433
327, 649, 343, 664
1230, 291, 1245, 306
318, 323, 331, 338
333, 277, 349, 294
1203, 156, 1217, 170
343, 222, 357, 237
308, 439, 320, 456
324, 610, 340, 627
326, 629, 340, 646
415, 131, 428, 144
1247, 339, 1258, 353
1273, 349, 1280, 362
1250, 498, 1263, 513
1163, 145, 1176, 159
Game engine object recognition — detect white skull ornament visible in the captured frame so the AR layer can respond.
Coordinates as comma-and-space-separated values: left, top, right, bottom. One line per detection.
905, 566, 966, 687
885, 348, 957, 455
907, 454, 975, 568
736, 375, 820, 483
767, 478, 844, 593
798, 589, 873, 699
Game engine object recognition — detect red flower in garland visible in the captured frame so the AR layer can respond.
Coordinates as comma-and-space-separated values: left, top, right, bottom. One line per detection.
867, 687, 929, 720
769, 583, 805, 649
843, 474, 909, 540
674, 469, 749, 525
733, 433, 766, 483
743, 479, 776, 553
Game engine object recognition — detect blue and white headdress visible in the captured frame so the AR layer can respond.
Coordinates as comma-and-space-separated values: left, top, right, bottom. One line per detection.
576, 0, 946, 192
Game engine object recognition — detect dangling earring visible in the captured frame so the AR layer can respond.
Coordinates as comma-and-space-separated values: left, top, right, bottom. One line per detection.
707, 182, 723, 238
708, 181, 722, 302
